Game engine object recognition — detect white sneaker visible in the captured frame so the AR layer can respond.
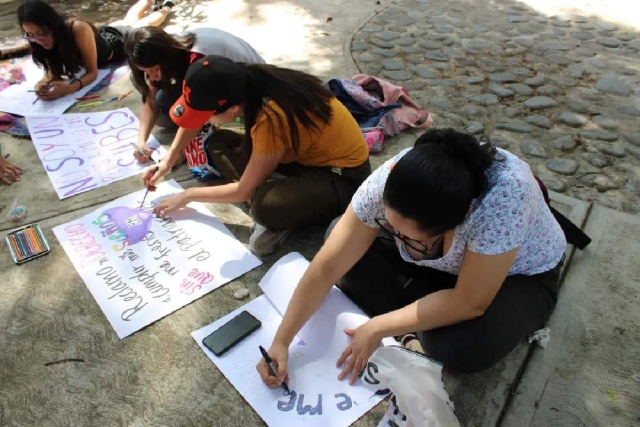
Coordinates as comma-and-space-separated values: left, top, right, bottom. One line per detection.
249, 224, 291, 255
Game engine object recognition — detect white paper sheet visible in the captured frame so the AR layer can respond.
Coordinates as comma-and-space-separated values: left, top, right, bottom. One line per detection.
26, 108, 166, 199
192, 252, 392, 426
259, 252, 395, 348
53, 180, 262, 338
0, 60, 110, 116
192, 296, 384, 427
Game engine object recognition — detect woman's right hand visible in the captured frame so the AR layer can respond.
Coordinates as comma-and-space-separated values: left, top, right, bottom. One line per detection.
133, 142, 152, 163
142, 160, 171, 189
36, 81, 69, 100
0, 157, 22, 185
35, 78, 52, 92
256, 341, 290, 388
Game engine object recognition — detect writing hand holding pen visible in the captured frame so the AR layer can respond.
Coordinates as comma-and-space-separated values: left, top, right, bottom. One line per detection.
256, 342, 291, 390
131, 142, 156, 164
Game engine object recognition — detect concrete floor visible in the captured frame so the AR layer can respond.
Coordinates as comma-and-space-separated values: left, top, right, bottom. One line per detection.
1, 1, 639, 426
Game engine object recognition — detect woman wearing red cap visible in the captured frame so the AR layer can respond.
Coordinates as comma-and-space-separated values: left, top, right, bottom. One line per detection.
145, 55, 371, 254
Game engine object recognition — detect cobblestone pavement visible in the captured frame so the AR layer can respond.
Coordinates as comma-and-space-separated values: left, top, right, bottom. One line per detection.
352, 0, 640, 214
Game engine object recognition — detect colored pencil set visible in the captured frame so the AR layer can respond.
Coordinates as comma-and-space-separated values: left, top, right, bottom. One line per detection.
5, 224, 51, 264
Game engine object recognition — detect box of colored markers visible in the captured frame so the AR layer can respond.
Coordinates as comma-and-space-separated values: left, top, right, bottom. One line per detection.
5, 223, 51, 264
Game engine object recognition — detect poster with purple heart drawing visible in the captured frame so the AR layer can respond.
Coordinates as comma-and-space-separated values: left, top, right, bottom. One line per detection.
26, 108, 166, 199
52, 180, 262, 338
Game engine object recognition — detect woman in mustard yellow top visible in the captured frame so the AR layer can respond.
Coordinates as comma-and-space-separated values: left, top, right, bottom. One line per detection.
144, 55, 371, 254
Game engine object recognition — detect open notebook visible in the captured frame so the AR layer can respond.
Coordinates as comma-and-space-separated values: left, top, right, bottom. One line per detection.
192, 252, 395, 426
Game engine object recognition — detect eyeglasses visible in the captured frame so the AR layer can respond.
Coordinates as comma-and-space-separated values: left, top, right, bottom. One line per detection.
23, 32, 51, 43
374, 217, 444, 259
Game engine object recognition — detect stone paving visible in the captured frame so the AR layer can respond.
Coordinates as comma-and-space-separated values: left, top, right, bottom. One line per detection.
352, 0, 640, 214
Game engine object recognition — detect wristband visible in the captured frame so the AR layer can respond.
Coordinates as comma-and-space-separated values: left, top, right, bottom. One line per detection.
162, 158, 174, 170
71, 78, 83, 90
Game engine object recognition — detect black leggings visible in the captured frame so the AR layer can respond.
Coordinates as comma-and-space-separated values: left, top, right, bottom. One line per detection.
329, 220, 561, 373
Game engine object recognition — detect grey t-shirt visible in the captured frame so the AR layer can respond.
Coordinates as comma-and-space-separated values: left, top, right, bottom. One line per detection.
189, 27, 265, 64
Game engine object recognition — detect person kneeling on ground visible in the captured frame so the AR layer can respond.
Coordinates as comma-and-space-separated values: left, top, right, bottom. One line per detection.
144, 55, 371, 255
257, 128, 567, 386
125, 26, 264, 178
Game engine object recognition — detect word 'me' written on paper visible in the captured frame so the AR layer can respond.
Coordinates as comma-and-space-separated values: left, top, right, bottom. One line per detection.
27, 108, 165, 199
53, 180, 262, 338
192, 253, 392, 427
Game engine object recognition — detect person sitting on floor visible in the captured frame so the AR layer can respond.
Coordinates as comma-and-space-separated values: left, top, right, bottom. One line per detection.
256, 128, 567, 387
144, 55, 371, 255
17, 0, 173, 101
124, 26, 264, 177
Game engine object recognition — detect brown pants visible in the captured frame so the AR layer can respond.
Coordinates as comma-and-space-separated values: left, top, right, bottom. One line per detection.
205, 129, 371, 231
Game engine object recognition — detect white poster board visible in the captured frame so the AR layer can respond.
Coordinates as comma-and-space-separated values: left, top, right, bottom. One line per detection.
53, 180, 262, 338
0, 59, 110, 116
27, 108, 166, 199
192, 253, 391, 426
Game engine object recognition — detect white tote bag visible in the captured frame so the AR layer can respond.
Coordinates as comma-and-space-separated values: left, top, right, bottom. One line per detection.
362, 346, 460, 427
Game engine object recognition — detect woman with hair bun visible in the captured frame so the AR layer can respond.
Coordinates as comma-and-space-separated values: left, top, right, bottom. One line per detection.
257, 128, 567, 388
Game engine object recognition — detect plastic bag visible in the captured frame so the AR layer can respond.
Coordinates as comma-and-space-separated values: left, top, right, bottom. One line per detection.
8, 199, 27, 222
362, 346, 460, 427
528, 327, 551, 349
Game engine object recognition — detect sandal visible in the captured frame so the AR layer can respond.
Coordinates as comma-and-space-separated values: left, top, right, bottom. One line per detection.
400, 333, 426, 354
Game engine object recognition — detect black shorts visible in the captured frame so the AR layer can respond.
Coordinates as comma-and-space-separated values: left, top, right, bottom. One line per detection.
98, 26, 130, 66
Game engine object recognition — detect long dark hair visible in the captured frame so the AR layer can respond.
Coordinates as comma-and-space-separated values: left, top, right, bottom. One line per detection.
384, 129, 500, 235
17, 0, 95, 79
224, 62, 333, 154
125, 27, 196, 101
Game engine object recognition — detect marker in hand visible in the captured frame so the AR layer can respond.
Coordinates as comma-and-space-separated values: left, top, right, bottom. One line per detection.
140, 165, 158, 208
31, 85, 54, 104
259, 345, 290, 394
130, 142, 156, 163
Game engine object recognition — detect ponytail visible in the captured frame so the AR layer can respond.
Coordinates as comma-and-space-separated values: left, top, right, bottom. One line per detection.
241, 64, 333, 154
384, 128, 500, 235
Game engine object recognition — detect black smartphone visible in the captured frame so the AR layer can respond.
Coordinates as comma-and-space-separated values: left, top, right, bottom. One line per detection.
202, 310, 262, 356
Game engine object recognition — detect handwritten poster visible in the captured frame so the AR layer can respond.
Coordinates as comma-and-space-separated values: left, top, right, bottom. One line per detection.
0, 60, 110, 116
53, 180, 262, 338
26, 108, 166, 199
192, 253, 390, 426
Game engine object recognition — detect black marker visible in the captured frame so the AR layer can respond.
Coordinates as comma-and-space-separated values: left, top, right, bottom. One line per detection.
259, 345, 290, 394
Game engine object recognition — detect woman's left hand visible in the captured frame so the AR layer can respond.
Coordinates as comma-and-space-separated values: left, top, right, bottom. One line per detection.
37, 81, 72, 101
153, 193, 189, 219
336, 320, 383, 385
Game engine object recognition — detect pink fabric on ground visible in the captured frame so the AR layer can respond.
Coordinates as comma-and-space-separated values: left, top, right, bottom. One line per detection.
352, 74, 433, 131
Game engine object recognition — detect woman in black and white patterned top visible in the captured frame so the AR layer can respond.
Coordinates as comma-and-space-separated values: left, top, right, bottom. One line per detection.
257, 128, 567, 387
